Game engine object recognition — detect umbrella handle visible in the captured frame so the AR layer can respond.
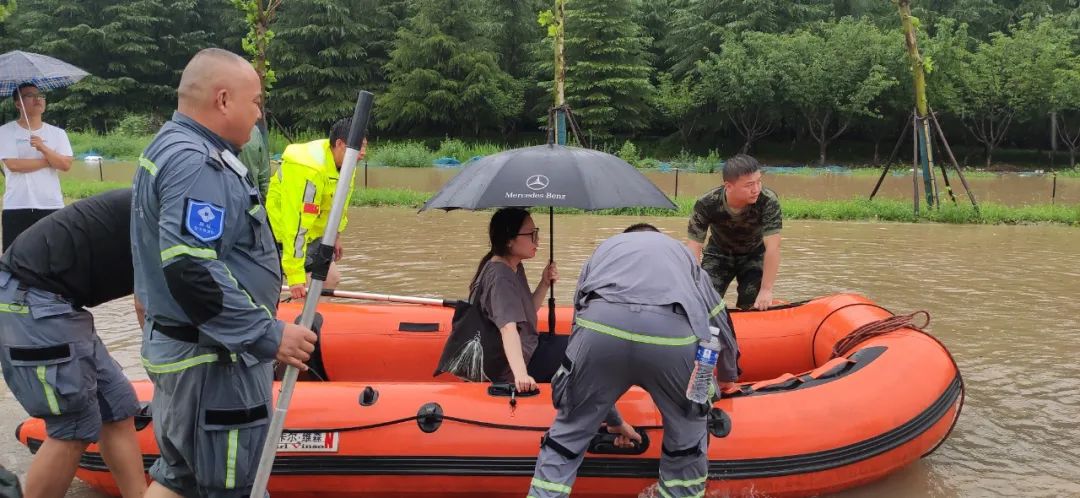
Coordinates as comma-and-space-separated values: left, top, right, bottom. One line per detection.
548, 207, 556, 335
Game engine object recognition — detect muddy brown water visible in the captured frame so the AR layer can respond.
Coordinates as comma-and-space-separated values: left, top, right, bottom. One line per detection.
68, 160, 1079, 206
2, 207, 1078, 497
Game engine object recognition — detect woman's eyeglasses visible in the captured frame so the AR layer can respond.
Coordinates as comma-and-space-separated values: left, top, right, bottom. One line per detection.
517, 228, 540, 243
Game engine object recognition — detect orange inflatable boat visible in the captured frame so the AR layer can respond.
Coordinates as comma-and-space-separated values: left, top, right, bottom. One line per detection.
15, 293, 963, 497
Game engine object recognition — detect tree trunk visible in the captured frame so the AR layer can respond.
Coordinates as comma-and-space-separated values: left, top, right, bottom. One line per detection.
985, 145, 993, 169
741, 139, 752, 155
1070, 148, 1076, 168
872, 138, 881, 165
819, 140, 828, 166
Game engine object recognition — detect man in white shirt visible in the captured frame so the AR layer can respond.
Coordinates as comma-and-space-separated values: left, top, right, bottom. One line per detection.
0, 83, 73, 249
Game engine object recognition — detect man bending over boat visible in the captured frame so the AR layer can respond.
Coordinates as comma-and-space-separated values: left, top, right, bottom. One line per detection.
0, 189, 146, 498
529, 224, 739, 498
688, 154, 782, 310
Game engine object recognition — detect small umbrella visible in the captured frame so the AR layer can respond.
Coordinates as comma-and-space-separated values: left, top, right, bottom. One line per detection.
421, 143, 677, 337
0, 50, 89, 130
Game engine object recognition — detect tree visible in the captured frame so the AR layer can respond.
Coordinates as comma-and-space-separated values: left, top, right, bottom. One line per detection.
653, 73, 704, 144
940, 18, 1076, 167
562, 0, 654, 139
664, 0, 831, 79
5, 0, 228, 130
1050, 61, 1080, 167
230, 0, 282, 92
697, 31, 788, 154
776, 19, 900, 165
270, 0, 405, 131
0, 0, 16, 22
381, 0, 521, 135
489, 0, 547, 131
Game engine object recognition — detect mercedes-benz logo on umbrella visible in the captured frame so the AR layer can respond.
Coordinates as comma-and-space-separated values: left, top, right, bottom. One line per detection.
526, 174, 550, 191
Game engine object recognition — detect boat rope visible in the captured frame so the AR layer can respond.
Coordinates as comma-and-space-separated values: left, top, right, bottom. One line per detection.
830, 310, 931, 359
827, 308, 965, 457
285, 413, 664, 434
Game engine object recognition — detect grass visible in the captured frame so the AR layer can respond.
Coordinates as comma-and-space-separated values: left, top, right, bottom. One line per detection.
11, 177, 1074, 226
349, 188, 1079, 226
0, 177, 130, 200
67, 132, 152, 160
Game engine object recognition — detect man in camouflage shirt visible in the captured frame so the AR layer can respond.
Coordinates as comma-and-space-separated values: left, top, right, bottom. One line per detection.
687, 154, 782, 310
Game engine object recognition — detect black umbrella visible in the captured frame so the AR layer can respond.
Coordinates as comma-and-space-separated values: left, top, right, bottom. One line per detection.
420, 143, 677, 335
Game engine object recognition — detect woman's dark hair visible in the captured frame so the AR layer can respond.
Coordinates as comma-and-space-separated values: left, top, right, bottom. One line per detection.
469, 207, 531, 291
623, 223, 659, 233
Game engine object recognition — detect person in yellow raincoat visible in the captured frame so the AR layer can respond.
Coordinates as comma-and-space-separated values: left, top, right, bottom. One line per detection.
266, 117, 366, 299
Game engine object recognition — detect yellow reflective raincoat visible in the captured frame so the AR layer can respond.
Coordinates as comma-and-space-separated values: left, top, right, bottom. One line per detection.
266, 139, 353, 286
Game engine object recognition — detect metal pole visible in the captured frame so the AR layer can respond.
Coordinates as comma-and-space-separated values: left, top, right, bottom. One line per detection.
674, 168, 680, 199
871, 116, 910, 200
280, 286, 459, 307
364, 156, 368, 188
250, 90, 374, 498
912, 112, 919, 216
929, 110, 979, 212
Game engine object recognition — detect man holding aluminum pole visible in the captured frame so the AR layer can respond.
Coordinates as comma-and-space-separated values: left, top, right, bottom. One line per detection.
131, 48, 316, 498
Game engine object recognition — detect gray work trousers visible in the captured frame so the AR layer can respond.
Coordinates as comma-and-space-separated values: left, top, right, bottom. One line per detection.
529, 299, 709, 498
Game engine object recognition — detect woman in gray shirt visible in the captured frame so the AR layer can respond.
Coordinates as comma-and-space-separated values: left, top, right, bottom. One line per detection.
468, 208, 558, 392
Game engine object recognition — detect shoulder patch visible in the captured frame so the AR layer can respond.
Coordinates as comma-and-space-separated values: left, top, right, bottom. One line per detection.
184, 198, 226, 242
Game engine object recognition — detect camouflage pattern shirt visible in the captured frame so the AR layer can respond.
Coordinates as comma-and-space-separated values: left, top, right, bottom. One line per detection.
687, 186, 782, 255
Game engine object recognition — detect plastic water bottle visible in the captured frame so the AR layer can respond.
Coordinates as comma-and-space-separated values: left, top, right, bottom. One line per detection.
686, 326, 721, 404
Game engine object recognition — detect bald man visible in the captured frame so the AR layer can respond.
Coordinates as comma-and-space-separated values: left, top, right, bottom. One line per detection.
131, 48, 317, 498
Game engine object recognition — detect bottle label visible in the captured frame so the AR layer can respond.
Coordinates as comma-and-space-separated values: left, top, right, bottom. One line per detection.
695, 346, 719, 366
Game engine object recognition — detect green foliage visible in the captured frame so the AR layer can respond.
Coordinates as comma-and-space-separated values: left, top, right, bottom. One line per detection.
367, 141, 434, 168
67, 131, 151, 160
0, 0, 16, 22
381, 0, 522, 135
5, 0, 234, 130
937, 16, 1078, 166
617, 140, 640, 165
435, 138, 500, 162
269, 0, 405, 130
343, 187, 1080, 226
113, 114, 159, 136
653, 73, 704, 143
561, 0, 655, 138
774, 19, 902, 164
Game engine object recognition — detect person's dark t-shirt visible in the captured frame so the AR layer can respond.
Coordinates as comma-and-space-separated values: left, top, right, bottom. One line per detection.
1, 188, 134, 307
474, 260, 538, 382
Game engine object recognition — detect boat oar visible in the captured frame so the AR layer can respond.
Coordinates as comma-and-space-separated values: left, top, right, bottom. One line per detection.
250, 90, 374, 498
279, 286, 461, 308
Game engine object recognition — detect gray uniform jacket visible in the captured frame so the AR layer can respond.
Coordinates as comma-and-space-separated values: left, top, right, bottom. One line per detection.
574, 231, 739, 381
132, 112, 284, 366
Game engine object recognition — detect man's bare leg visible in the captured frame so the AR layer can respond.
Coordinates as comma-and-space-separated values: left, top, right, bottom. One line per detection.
23, 438, 87, 498
99, 418, 148, 498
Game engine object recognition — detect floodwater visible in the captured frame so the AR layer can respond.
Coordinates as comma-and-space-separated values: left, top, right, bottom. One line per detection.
2, 207, 1078, 497
67, 160, 1079, 206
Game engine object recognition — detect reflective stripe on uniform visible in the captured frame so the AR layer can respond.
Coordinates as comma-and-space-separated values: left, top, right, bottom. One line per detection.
223, 265, 272, 315
293, 180, 317, 257
0, 302, 28, 313
139, 155, 158, 176
662, 475, 707, 488
530, 478, 572, 495
709, 304, 725, 317
36, 365, 61, 415
292, 228, 308, 258
225, 428, 239, 488
160, 245, 218, 262
575, 318, 697, 346
141, 352, 237, 374
248, 205, 263, 216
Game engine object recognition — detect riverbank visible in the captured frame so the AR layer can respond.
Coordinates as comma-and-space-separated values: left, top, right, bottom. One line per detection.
34, 180, 1077, 225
